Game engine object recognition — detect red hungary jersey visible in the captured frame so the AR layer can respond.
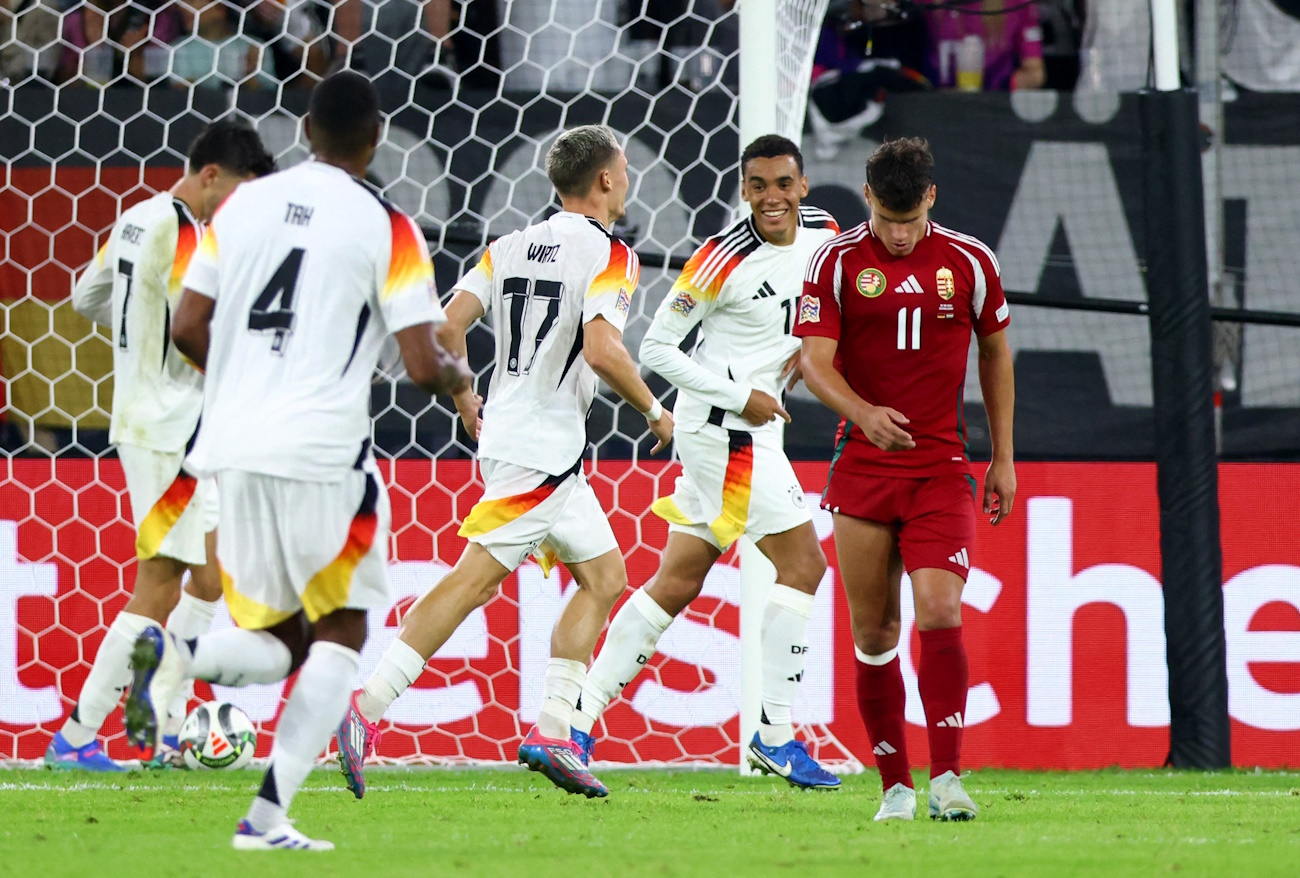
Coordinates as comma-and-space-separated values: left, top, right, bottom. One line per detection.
794, 220, 1010, 477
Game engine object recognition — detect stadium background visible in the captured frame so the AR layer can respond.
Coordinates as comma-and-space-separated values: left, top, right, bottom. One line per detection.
3, 0, 1300, 770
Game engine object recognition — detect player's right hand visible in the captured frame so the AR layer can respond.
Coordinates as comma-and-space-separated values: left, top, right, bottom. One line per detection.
741, 389, 791, 426
647, 409, 674, 454
861, 405, 915, 452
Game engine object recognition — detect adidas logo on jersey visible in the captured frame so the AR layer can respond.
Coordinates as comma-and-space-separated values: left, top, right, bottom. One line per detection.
893, 274, 924, 294
937, 712, 964, 729
752, 281, 778, 300
873, 741, 897, 756
947, 547, 969, 568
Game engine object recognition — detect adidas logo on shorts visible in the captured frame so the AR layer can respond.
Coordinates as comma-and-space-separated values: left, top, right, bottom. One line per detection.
947, 547, 969, 568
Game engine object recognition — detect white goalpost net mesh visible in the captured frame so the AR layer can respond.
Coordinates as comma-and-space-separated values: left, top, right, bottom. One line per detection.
1, 0, 854, 769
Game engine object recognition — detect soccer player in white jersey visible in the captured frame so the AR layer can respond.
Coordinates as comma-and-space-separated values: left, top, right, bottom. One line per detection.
122, 72, 471, 851
571, 135, 843, 789
48, 120, 274, 772
336, 124, 673, 800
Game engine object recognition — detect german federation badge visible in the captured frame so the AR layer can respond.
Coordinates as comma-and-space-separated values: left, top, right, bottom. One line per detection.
936, 266, 955, 300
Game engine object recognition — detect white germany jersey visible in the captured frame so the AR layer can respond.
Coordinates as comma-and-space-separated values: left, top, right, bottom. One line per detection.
455, 211, 640, 476
640, 206, 838, 434
182, 161, 445, 482
71, 192, 205, 452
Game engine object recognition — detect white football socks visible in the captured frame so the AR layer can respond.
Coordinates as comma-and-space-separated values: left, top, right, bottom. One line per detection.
188, 628, 292, 687
164, 591, 219, 726
61, 611, 154, 747
537, 658, 586, 739
571, 588, 673, 735
758, 584, 816, 747
246, 641, 359, 832
356, 638, 426, 724
166, 590, 219, 640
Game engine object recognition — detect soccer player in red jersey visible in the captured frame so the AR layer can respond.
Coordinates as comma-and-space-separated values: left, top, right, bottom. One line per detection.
794, 137, 1016, 822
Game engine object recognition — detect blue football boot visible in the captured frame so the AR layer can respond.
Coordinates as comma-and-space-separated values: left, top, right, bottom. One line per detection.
44, 732, 125, 772
746, 732, 841, 790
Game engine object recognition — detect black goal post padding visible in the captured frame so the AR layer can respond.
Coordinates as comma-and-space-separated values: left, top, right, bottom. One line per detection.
1140, 87, 1231, 769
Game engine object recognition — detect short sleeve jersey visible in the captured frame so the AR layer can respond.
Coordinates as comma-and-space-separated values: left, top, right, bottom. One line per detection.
455, 211, 640, 476
645, 206, 838, 434
72, 192, 205, 453
182, 160, 444, 482
795, 221, 1010, 477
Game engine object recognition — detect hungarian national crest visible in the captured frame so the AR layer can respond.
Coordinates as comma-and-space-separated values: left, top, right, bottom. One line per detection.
936, 266, 955, 300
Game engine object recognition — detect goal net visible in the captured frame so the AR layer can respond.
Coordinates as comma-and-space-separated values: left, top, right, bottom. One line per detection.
0, 0, 857, 770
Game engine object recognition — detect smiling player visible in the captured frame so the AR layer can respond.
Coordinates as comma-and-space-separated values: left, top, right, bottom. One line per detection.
570, 134, 843, 790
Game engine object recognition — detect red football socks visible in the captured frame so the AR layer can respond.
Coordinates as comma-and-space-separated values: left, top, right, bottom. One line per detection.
918, 625, 969, 779
854, 653, 913, 790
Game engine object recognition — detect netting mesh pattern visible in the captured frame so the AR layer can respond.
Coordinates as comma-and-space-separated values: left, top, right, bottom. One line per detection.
0, 0, 859, 767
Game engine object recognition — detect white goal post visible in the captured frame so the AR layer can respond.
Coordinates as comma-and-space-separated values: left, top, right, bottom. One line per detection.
736, 0, 838, 774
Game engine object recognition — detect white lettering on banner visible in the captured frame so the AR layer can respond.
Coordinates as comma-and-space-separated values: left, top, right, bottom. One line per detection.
0, 521, 60, 724
898, 567, 1002, 728
371, 561, 488, 726
1223, 565, 1300, 731
1025, 497, 1170, 728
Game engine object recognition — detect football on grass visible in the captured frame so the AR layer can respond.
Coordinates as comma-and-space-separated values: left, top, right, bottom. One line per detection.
178, 701, 257, 770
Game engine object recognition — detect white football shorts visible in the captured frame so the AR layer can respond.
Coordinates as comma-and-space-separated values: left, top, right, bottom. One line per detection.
458, 457, 619, 574
216, 460, 391, 630
119, 443, 217, 567
652, 425, 811, 551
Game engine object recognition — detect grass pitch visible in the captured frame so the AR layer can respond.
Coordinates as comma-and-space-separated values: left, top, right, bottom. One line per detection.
1, 767, 1296, 877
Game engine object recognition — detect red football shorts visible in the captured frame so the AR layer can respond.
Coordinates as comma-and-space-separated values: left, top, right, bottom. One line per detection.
822, 470, 977, 580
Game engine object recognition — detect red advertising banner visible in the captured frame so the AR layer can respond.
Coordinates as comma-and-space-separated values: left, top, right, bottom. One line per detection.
1, 460, 1297, 768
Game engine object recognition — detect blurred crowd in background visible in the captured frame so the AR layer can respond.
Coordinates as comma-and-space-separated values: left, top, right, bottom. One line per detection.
2, 0, 1298, 96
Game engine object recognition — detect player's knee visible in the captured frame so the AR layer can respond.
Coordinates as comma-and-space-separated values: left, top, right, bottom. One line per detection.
583, 564, 628, 605
912, 593, 962, 630
185, 565, 224, 603
853, 620, 900, 657
773, 545, 827, 593
311, 608, 368, 653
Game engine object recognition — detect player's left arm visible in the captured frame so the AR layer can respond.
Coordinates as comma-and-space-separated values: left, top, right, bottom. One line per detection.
381, 212, 471, 398
434, 289, 486, 441
585, 240, 673, 453
977, 329, 1015, 524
